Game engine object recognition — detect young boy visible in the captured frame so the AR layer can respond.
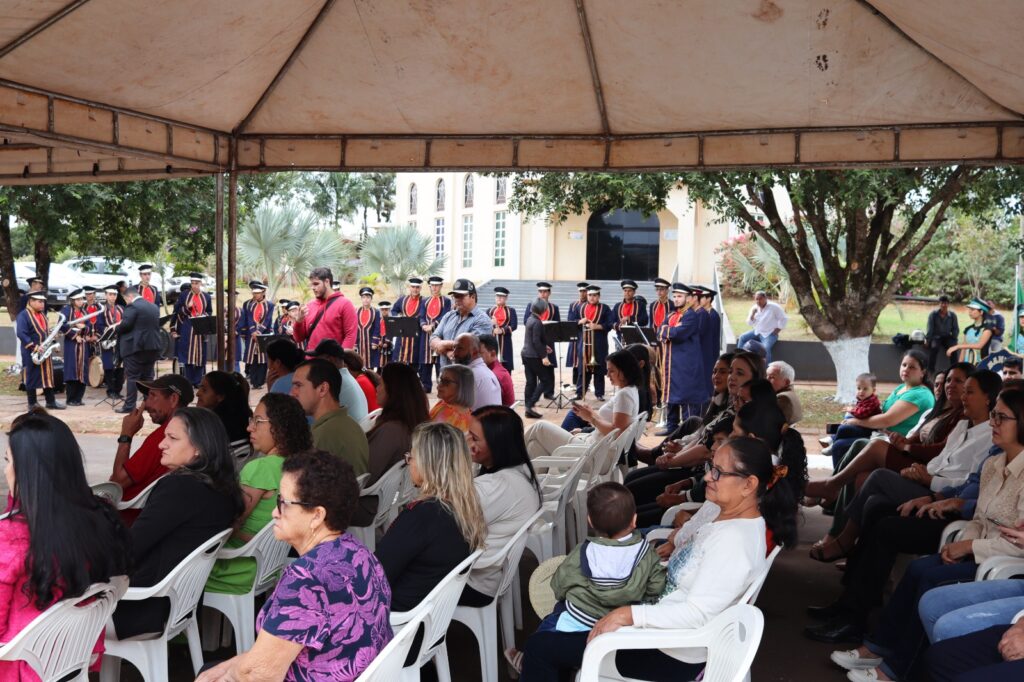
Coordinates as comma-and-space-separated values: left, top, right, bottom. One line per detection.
820, 373, 882, 462
505, 483, 666, 672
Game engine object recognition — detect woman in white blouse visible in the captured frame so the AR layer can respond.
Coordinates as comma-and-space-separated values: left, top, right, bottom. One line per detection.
524, 350, 642, 460
519, 437, 798, 681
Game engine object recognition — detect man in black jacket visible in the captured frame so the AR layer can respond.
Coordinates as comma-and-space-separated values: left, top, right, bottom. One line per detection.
925, 295, 959, 373
116, 286, 164, 413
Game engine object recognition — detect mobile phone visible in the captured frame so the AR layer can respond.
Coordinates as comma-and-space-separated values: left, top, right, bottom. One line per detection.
988, 516, 1011, 528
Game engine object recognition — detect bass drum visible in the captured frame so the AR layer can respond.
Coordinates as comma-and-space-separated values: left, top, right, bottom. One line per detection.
158, 328, 173, 360
51, 356, 65, 393
87, 355, 105, 388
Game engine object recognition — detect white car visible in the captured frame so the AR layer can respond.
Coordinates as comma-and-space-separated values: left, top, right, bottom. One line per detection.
61, 257, 131, 289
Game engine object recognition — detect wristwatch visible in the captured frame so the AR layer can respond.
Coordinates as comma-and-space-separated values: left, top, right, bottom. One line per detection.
117, 435, 132, 444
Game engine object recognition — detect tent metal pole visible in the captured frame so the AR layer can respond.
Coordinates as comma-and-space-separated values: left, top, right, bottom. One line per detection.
214, 173, 225, 371
226, 143, 239, 371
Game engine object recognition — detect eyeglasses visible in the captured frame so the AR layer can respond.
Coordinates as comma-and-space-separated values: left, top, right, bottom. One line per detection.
990, 410, 1018, 426
275, 495, 314, 514
403, 452, 414, 465
704, 462, 750, 482
438, 378, 456, 387
248, 416, 270, 426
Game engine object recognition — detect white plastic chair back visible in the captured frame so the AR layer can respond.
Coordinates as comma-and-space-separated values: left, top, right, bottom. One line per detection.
351, 462, 407, 550
938, 520, 969, 552
392, 465, 417, 523
359, 408, 383, 432
740, 546, 781, 605
483, 509, 545, 601
229, 439, 254, 472
228, 523, 290, 597
592, 429, 625, 482
91, 481, 124, 506
356, 473, 371, 489
658, 501, 703, 527
354, 609, 428, 682
115, 475, 165, 511
0, 576, 128, 682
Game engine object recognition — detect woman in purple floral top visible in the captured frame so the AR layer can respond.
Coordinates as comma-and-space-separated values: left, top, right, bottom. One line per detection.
198, 449, 393, 682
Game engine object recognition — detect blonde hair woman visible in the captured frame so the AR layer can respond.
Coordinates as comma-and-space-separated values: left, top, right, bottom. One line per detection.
375, 422, 487, 611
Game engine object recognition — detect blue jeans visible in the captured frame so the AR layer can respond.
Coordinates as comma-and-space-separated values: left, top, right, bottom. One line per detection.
737, 331, 779, 363
560, 411, 590, 432
919, 579, 1024, 643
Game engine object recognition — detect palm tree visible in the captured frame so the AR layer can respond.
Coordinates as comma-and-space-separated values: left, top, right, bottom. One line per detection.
238, 201, 355, 302
360, 223, 446, 297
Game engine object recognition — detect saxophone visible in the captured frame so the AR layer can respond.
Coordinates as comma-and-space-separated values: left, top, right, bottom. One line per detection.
30, 312, 65, 365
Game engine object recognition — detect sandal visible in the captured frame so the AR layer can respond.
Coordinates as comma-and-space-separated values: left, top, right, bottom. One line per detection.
809, 536, 849, 563
504, 647, 524, 677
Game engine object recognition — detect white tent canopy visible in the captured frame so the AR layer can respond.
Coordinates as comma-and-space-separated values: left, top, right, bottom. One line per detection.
0, 0, 1020, 184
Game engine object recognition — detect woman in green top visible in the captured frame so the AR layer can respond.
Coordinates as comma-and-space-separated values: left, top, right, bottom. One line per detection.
205, 393, 312, 594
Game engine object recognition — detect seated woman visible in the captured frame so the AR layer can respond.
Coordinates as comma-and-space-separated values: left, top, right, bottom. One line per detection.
196, 450, 393, 681
351, 362, 430, 527
805, 362, 972, 504
947, 298, 996, 364
196, 370, 253, 444
0, 413, 131, 680
520, 436, 799, 681
828, 386, 1024, 682
429, 364, 475, 433
525, 350, 642, 459
111, 407, 244, 640
624, 343, 654, 419
461, 406, 543, 606
825, 349, 935, 468
342, 350, 380, 412
205, 393, 312, 595
808, 370, 1001, 563
375, 422, 487, 612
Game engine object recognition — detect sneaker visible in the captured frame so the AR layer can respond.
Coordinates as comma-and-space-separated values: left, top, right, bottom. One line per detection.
846, 669, 884, 682
830, 649, 882, 671
819, 435, 833, 447
821, 445, 833, 456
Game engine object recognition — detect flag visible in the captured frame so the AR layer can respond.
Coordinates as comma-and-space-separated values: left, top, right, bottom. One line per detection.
1013, 266, 1024, 352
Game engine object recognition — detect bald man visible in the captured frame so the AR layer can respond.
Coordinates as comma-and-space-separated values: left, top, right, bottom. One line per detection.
451, 332, 502, 410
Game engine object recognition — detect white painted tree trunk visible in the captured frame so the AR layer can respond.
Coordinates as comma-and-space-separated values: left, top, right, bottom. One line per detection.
822, 336, 872, 403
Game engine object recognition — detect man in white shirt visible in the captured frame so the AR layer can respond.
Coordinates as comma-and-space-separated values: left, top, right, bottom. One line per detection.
738, 290, 788, 363
452, 332, 502, 409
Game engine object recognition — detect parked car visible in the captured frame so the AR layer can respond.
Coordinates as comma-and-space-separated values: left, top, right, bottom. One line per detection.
61, 257, 132, 289
164, 269, 216, 305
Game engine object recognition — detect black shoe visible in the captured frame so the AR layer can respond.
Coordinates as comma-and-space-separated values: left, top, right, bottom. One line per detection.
114, 406, 134, 414
66, 400, 84, 407
45, 401, 66, 410
524, 408, 542, 419
803, 617, 864, 644
543, 394, 554, 400
806, 601, 848, 621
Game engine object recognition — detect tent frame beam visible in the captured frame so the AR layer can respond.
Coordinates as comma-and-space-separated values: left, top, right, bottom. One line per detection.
0, 0, 94, 60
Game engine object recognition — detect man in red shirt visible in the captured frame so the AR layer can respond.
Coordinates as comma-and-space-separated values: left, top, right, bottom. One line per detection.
479, 334, 515, 407
109, 374, 194, 521
291, 267, 357, 350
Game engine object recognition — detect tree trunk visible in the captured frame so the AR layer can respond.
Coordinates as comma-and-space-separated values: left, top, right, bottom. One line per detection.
822, 336, 872, 402
33, 237, 50, 287
0, 213, 20, 321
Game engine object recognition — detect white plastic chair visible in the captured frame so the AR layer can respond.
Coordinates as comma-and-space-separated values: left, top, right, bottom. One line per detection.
0, 576, 128, 682
526, 454, 591, 562
935, 520, 1024, 581
392, 465, 418, 523
350, 462, 407, 552
100, 529, 231, 682
355, 609, 429, 682
390, 549, 482, 682
91, 481, 124, 506
659, 502, 704, 527
452, 508, 545, 682
578, 603, 764, 682
115, 476, 164, 511
360, 408, 383, 432
740, 546, 782, 605
229, 438, 254, 471
202, 523, 292, 654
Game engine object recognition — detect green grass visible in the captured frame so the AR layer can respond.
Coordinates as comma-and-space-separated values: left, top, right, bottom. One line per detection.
795, 388, 842, 433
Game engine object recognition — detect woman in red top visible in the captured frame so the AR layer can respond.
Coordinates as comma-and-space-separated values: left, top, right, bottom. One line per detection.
0, 413, 130, 680
342, 350, 380, 412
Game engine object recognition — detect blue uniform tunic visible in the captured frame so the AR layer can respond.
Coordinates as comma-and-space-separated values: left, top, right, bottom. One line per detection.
486, 304, 518, 370
660, 306, 706, 407
16, 308, 56, 389
172, 290, 212, 385
60, 305, 94, 383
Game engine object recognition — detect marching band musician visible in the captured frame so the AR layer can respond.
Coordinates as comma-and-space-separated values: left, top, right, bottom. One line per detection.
613, 279, 649, 331
355, 287, 382, 370
697, 286, 721, 403
274, 299, 294, 336
566, 281, 589, 385
96, 284, 125, 399
171, 272, 212, 387
83, 286, 102, 316
17, 277, 44, 313
391, 276, 428, 388
60, 288, 94, 406
239, 280, 274, 388
487, 286, 518, 373
377, 301, 392, 370
659, 283, 706, 435
15, 290, 63, 410
573, 285, 614, 400
525, 282, 560, 400
136, 263, 162, 306
649, 277, 672, 411
420, 276, 451, 390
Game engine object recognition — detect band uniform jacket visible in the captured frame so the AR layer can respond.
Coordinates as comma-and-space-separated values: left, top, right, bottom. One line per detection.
60, 305, 94, 383
171, 290, 211, 367
486, 304, 518, 369
96, 303, 125, 370
239, 299, 275, 365
356, 305, 382, 369
16, 307, 55, 389
391, 294, 426, 365
660, 306, 706, 406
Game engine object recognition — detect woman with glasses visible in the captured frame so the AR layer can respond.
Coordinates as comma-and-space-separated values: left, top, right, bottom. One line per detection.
205, 393, 312, 595
520, 436, 798, 681
829, 386, 1024, 682
375, 422, 487, 611
197, 449, 392, 682
429, 363, 475, 433
112, 407, 244, 639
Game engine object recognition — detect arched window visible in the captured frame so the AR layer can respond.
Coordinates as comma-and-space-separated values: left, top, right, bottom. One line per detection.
495, 177, 507, 204
436, 179, 445, 211
463, 174, 474, 208
409, 184, 418, 215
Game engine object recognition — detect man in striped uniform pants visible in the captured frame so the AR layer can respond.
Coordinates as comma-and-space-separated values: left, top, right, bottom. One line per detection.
239, 280, 274, 388
487, 286, 518, 373
420, 276, 451, 390
356, 287, 382, 370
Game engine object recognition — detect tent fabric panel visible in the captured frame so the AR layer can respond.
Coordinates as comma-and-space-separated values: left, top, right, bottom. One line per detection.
117, 114, 171, 154
899, 128, 999, 162
608, 138, 700, 168
517, 139, 605, 168
343, 139, 427, 168
0, 84, 48, 130
703, 133, 796, 166
800, 130, 894, 163
1005, 128, 1024, 159
52, 99, 113, 143
244, 0, 603, 135
0, 0, 71, 46
868, 0, 1024, 116
0, 145, 45, 170
263, 138, 342, 167
428, 140, 515, 168
0, 0, 326, 131
171, 126, 218, 164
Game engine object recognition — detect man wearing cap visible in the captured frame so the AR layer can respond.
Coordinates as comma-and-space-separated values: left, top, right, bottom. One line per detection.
136, 264, 162, 306
487, 286, 518, 373
304, 339, 369, 421
116, 286, 164, 413
377, 301, 392, 370
15, 289, 63, 410
948, 298, 997, 364
566, 282, 589, 385
83, 286, 102, 316
574, 285, 614, 400
649, 278, 672, 407
290, 266, 358, 352
355, 287, 382, 370
659, 284, 706, 434
420, 276, 451, 389
738, 290, 787, 365
390, 277, 428, 384
17, 276, 45, 313
170, 273, 212, 386
925, 295, 959, 372
109, 374, 194, 519
613, 279, 649, 333
696, 286, 721, 401
429, 279, 493, 369
275, 300, 297, 339
60, 288, 94, 406
525, 282, 561, 400
238, 280, 275, 389
96, 284, 125, 399
291, 358, 369, 476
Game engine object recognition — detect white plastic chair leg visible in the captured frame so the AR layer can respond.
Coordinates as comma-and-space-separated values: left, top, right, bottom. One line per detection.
186, 620, 204, 675
434, 641, 452, 682
99, 655, 121, 682
498, 591, 515, 656
511, 570, 524, 629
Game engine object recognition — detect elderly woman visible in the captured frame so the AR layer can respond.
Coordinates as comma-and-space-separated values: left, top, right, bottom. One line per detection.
197, 450, 392, 681
375, 422, 488, 611
522, 298, 553, 419
520, 436, 798, 681
767, 360, 803, 425
429, 363, 475, 432
206, 393, 312, 595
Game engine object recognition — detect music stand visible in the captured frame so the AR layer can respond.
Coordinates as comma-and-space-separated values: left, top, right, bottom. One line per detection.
256, 333, 290, 353
158, 313, 175, 327
384, 317, 422, 353
619, 325, 658, 347
543, 321, 580, 411
189, 315, 217, 336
